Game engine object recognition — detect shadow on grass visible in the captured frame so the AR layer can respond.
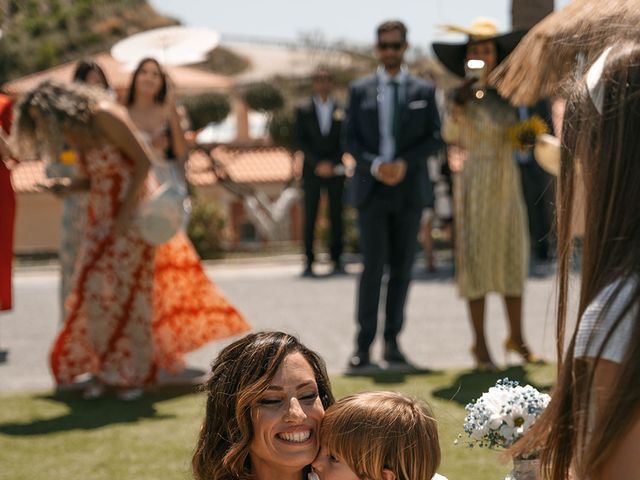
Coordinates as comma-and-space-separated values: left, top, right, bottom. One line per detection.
344, 366, 442, 385
432, 366, 553, 406
0, 384, 198, 436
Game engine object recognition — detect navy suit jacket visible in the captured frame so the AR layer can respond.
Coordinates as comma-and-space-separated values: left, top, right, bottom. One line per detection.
294, 97, 344, 180
344, 73, 443, 209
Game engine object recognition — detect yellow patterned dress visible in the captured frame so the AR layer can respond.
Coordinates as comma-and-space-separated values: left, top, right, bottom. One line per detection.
443, 91, 529, 300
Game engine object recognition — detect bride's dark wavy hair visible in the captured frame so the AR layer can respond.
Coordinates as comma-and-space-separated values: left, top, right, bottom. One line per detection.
11, 79, 108, 161
510, 40, 640, 479
192, 331, 334, 480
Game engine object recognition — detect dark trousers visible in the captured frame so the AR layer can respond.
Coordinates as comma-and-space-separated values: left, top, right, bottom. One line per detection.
303, 175, 344, 266
355, 194, 422, 352
518, 161, 555, 261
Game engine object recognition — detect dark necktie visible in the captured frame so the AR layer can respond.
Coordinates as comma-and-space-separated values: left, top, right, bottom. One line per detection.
390, 79, 400, 152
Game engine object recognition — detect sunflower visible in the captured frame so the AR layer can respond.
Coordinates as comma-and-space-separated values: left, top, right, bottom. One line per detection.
508, 115, 549, 149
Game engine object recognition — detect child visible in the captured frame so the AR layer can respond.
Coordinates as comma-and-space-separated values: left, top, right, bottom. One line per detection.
311, 391, 447, 480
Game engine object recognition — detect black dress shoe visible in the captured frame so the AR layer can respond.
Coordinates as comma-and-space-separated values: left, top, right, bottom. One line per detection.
383, 342, 408, 364
347, 351, 371, 369
301, 266, 315, 277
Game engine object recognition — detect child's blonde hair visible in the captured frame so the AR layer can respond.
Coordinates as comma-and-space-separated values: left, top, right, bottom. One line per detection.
320, 391, 440, 480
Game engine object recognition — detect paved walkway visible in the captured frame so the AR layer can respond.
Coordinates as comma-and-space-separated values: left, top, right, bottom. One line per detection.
0, 255, 564, 394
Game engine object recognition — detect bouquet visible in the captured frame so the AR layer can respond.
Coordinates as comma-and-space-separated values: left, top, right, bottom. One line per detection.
508, 115, 548, 150
459, 378, 550, 450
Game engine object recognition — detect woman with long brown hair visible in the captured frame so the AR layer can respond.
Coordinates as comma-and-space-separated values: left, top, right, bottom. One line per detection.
192, 331, 334, 480
511, 41, 640, 479
124, 57, 250, 381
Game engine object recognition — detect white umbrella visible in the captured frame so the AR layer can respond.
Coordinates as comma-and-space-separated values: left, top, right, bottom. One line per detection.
111, 26, 220, 69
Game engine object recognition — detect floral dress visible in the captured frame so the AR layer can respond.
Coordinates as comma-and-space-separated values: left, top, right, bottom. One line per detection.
50, 143, 249, 386
443, 91, 529, 300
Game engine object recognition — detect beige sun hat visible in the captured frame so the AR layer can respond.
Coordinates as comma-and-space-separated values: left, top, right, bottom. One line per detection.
432, 18, 526, 78
534, 133, 561, 176
440, 18, 502, 39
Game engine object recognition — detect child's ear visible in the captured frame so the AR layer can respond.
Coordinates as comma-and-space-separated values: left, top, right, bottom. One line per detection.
381, 469, 396, 480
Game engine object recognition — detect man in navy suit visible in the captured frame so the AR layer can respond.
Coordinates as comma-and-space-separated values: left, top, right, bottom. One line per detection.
344, 20, 443, 369
295, 68, 345, 277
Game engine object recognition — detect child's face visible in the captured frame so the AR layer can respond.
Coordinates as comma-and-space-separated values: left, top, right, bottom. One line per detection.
311, 446, 360, 480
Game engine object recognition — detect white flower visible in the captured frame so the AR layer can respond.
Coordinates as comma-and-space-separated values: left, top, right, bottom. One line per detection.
459, 378, 550, 450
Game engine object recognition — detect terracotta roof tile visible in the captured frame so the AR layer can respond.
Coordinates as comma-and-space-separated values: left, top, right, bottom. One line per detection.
187, 146, 294, 185
12, 147, 294, 193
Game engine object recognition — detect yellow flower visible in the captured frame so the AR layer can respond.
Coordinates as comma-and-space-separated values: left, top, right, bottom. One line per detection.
508, 115, 548, 149
59, 149, 78, 165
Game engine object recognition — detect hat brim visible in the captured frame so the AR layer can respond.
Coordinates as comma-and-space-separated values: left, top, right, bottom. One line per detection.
534, 133, 560, 176
432, 30, 526, 78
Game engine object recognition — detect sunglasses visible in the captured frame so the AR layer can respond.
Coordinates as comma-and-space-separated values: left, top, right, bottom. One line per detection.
377, 41, 405, 51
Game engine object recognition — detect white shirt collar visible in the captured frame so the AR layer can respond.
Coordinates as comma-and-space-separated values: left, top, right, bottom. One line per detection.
377, 64, 409, 84
313, 95, 334, 107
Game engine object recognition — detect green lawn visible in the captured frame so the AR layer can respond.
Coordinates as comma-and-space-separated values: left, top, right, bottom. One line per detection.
0, 364, 555, 480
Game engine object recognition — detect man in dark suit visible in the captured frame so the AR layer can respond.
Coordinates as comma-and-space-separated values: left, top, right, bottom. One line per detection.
295, 67, 345, 277
344, 20, 443, 369
515, 100, 555, 268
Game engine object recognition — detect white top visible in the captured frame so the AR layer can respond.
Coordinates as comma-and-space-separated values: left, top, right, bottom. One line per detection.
574, 277, 637, 363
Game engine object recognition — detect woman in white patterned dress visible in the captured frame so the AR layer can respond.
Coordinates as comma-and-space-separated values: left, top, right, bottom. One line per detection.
434, 21, 538, 370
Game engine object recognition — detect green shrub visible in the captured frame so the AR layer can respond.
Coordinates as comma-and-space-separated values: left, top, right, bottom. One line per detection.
182, 92, 231, 131
242, 82, 284, 112
35, 41, 60, 70
187, 197, 226, 259
268, 108, 296, 150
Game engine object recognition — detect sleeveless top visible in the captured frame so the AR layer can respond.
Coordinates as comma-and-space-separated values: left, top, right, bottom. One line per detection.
574, 277, 636, 363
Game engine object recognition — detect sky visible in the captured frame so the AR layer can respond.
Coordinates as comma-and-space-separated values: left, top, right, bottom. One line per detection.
149, 0, 572, 50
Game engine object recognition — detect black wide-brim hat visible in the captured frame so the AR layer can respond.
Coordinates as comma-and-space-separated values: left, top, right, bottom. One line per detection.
432, 19, 526, 78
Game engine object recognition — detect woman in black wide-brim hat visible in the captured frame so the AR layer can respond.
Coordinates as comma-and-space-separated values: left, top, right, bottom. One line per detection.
432, 19, 542, 371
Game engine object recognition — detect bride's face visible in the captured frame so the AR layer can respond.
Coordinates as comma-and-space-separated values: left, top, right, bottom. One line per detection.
249, 352, 325, 476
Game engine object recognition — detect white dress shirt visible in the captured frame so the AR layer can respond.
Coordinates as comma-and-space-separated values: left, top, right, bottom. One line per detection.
371, 65, 409, 178
313, 95, 334, 136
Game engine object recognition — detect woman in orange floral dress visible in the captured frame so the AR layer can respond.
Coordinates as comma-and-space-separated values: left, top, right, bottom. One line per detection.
125, 57, 251, 379
13, 81, 249, 400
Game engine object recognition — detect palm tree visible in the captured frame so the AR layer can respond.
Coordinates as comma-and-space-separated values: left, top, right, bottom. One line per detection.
512, 0, 554, 30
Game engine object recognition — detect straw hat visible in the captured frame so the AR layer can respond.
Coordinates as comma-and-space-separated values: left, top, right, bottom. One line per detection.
491, 0, 640, 105
534, 133, 560, 176
432, 18, 526, 78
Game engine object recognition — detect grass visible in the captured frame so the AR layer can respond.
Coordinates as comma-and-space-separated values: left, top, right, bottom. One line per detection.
0, 364, 555, 480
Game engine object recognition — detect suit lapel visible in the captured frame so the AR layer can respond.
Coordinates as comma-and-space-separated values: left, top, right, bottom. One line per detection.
369, 76, 381, 146
309, 98, 323, 137
396, 76, 413, 147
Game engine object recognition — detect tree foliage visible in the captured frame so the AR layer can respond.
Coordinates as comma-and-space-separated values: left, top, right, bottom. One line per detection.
0, 0, 177, 83
182, 92, 231, 130
242, 81, 285, 112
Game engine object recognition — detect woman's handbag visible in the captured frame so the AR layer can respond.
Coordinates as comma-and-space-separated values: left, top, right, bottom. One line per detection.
136, 159, 191, 246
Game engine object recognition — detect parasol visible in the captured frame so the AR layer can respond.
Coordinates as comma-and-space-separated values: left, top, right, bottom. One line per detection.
490, 0, 640, 105
111, 26, 220, 69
